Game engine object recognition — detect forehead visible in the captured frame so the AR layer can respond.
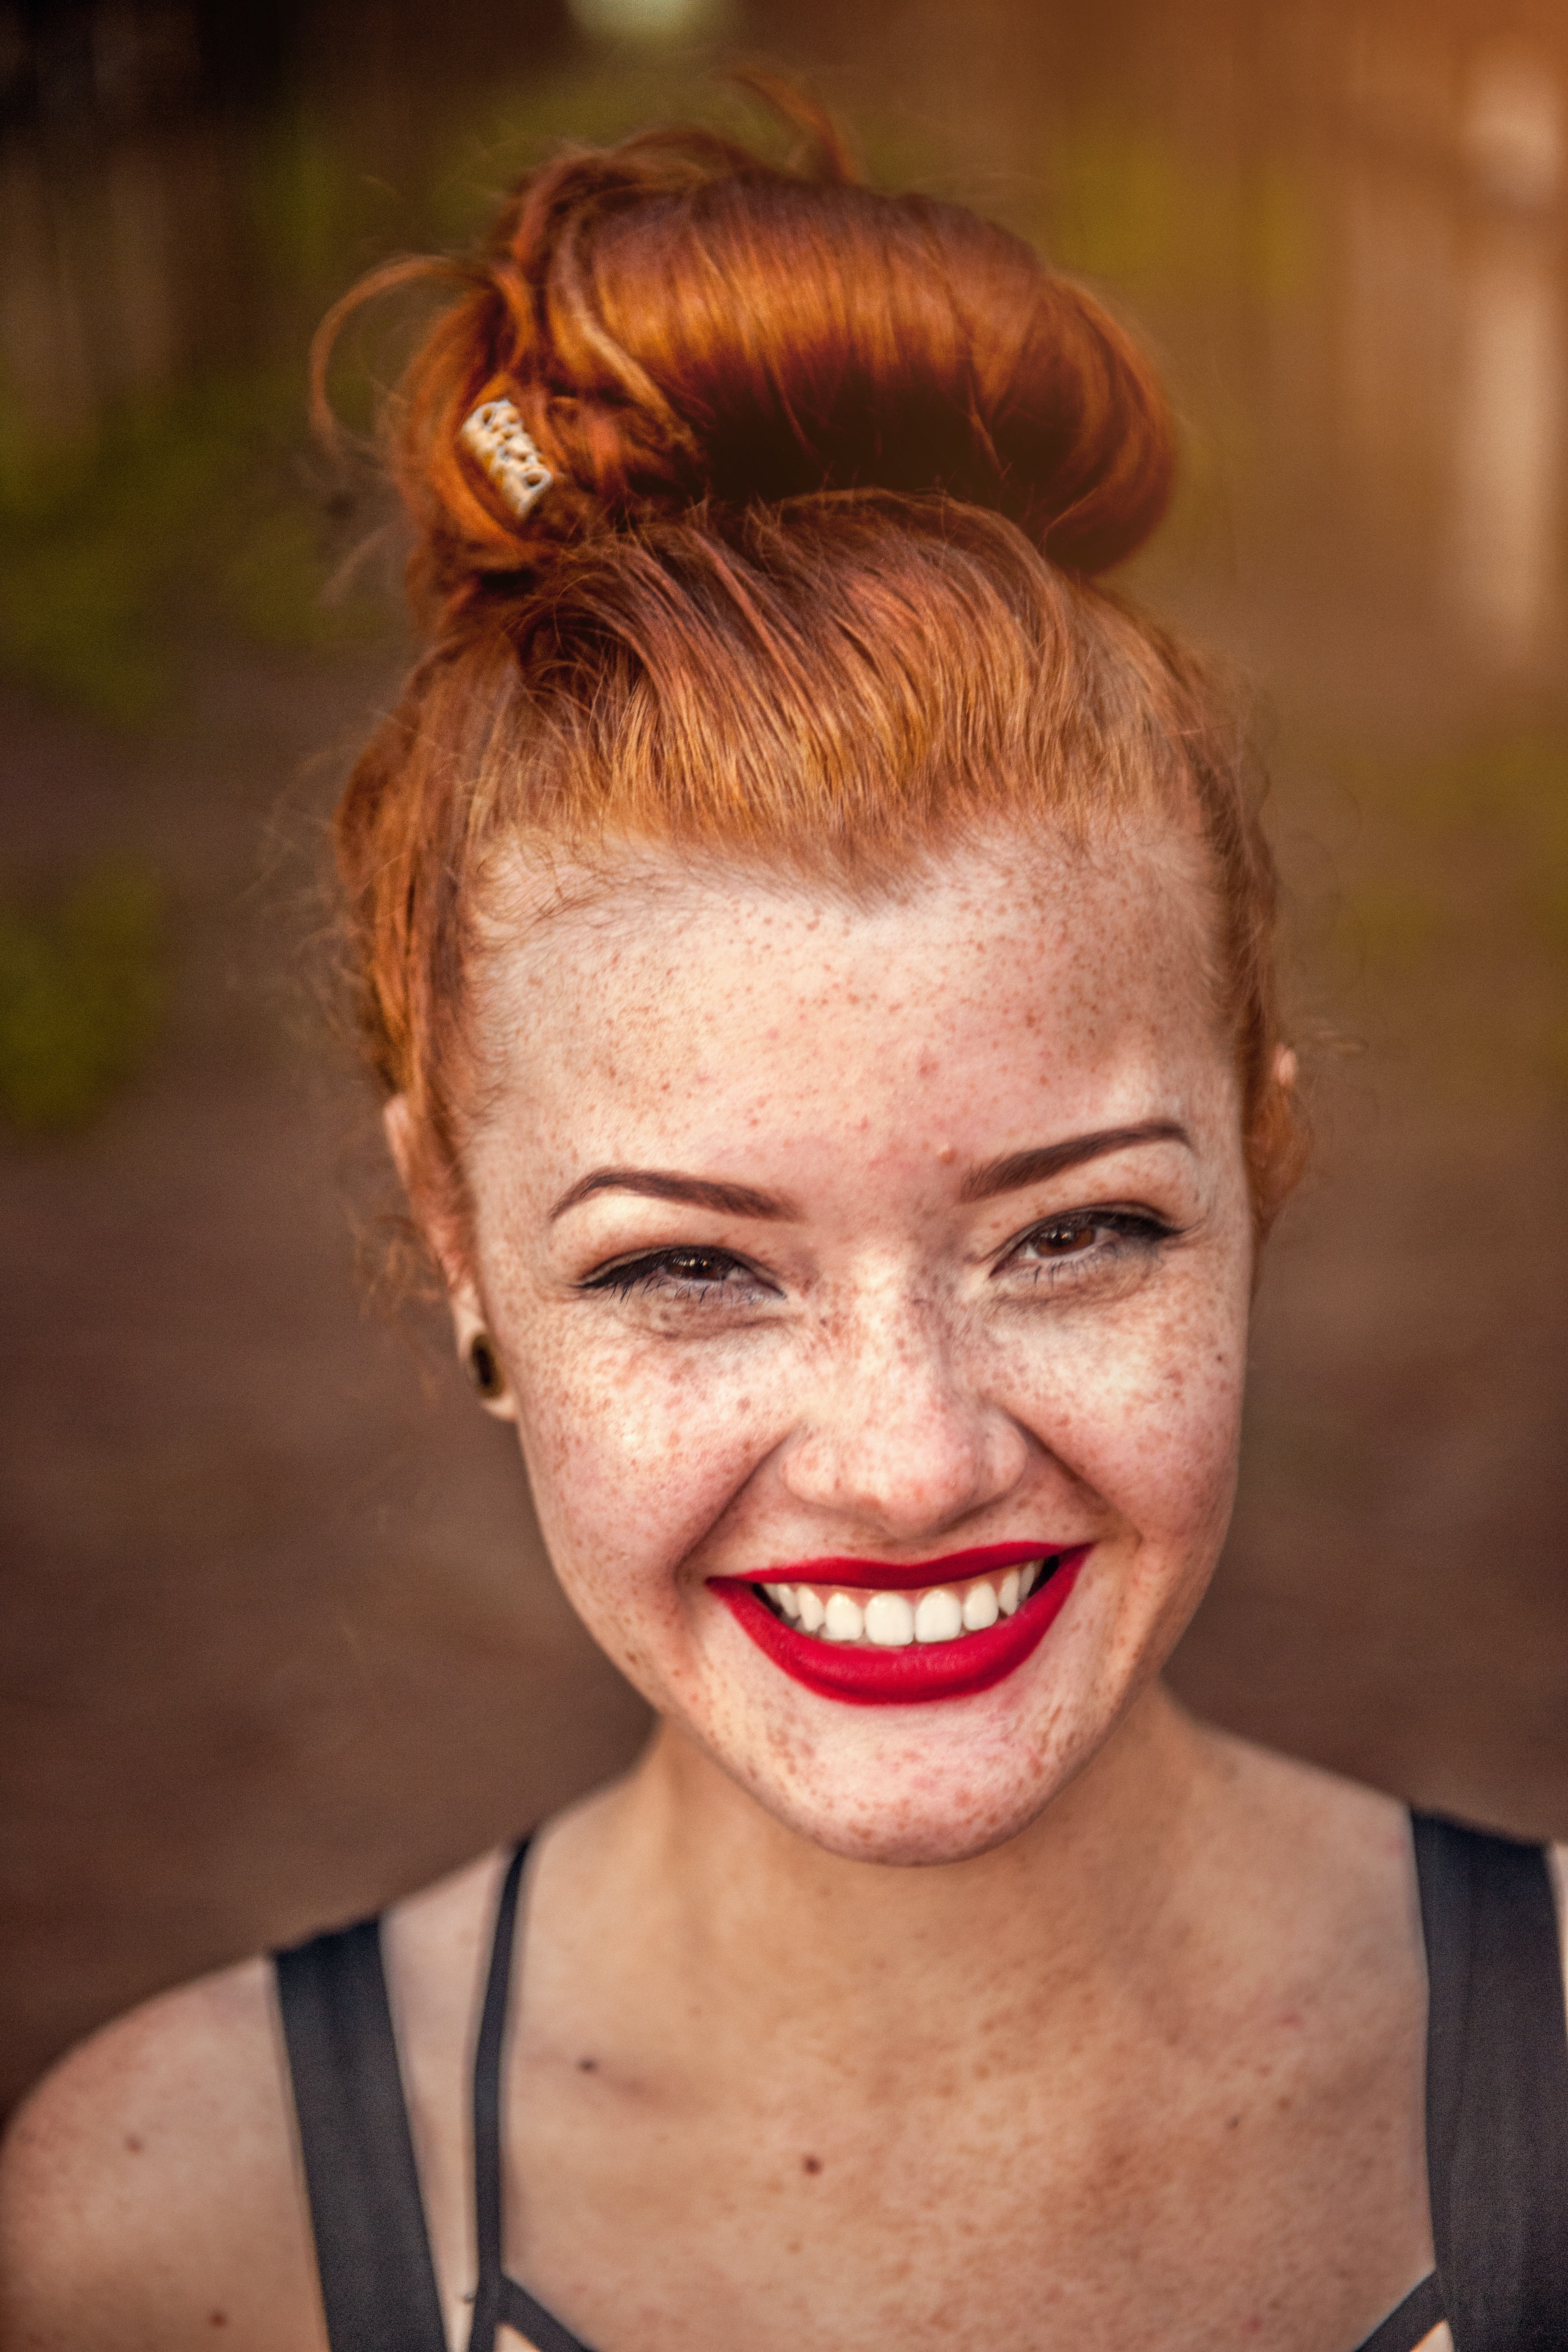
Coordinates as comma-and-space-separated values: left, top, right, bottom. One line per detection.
472, 828, 1229, 1147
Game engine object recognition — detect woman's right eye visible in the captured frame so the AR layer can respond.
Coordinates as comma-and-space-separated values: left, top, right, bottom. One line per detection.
580, 1248, 776, 1303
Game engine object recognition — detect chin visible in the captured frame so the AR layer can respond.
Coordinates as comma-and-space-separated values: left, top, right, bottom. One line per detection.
721, 1716, 1094, 1869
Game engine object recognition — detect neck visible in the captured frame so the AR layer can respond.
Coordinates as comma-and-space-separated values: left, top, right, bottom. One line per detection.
592, 1683, 1224, 2059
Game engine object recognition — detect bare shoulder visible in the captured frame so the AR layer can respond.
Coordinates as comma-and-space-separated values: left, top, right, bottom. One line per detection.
0, 1957, 324, 2352
1208, 1742, 1568, 2022
0, 1844, 526, 2352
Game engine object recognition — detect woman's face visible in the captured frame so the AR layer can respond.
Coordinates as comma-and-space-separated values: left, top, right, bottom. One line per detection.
445, 829, 1255, 1865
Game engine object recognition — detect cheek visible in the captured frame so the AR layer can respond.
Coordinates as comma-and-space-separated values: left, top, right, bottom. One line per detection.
1006, 1267, 1248, 1549
504, 1311, 779, 1582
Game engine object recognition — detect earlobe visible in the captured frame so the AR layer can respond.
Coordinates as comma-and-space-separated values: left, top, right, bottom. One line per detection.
449, 1297, 518, 1422
464, 1330, 508, 1404
1273, 1044, 1298, 1092
385, 1098, 511, 1415
382, 1093, 416, 1188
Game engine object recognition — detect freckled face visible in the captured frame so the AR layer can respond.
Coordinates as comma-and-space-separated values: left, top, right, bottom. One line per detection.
457, 833, 1254, 1864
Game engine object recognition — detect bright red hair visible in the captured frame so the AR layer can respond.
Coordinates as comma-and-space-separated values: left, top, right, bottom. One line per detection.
319, 91, 1303, 1265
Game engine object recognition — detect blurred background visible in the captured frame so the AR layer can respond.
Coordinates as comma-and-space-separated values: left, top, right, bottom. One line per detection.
2, 0, 1566, 2117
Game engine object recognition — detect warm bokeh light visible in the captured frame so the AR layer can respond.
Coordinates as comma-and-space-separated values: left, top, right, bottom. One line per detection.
567, 0, 732, 40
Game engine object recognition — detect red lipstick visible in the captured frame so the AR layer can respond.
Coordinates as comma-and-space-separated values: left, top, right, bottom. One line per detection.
711, 1545, 1088, 1707
725, 1540, 1053, 1592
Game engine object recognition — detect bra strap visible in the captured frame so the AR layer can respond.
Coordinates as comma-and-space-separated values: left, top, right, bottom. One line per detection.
275, 1918, 448, 2352
1413, 1811, 1568, 2348
497, 2271, 600, 2352
466, 1843, 531, 2352
1353, 2272, 1444, 2352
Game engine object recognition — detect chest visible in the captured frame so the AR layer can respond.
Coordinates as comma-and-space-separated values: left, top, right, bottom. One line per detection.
495, 2005, 1433, 2352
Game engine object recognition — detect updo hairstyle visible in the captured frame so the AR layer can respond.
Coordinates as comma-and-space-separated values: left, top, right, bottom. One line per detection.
318, 87, 1304, 1270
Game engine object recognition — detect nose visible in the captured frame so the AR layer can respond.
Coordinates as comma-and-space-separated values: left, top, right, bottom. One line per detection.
777, 1281, 1030, 1544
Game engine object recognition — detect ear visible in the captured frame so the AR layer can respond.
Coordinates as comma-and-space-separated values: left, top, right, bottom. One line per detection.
1273, 1044, 1298, 1092
383, 1094, 517, 1422
384, 1091, 465, 1284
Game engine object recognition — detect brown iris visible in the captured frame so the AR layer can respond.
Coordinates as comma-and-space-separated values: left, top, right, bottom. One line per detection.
1032, 1220, 1100, 1256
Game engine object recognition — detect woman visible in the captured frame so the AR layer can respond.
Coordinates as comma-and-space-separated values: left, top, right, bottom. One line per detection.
2, 98, 1564, 2352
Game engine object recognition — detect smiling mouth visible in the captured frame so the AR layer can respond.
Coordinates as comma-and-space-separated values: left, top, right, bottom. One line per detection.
755, 1558, 1053, 1647
711, 1545, 1088, 1706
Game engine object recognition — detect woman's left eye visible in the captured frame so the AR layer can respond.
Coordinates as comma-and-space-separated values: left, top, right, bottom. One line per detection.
999, 1209, 1173, 1278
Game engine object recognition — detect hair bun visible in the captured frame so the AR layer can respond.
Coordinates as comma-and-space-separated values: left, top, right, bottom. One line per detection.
331, 95, 1176, 613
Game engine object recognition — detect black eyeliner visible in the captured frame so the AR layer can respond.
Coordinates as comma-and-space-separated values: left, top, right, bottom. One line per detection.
578, 1246, 765, 1298
996, 1204, 1187, 1281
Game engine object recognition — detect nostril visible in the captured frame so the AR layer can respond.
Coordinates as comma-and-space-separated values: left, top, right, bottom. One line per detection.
793, 1405, 1026, 1506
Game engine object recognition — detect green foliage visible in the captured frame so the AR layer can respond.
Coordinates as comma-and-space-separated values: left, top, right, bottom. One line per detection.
1320, 733, 1568, 1097
247, 112, 374, 306
0, 373, 387, 723
422, 61, 819, 245
223, 488, 387, 651
0, 859, 168, 1133
1335, 879, 1444, 976
0, 517, 167, 726
1038, 120, 1317, 302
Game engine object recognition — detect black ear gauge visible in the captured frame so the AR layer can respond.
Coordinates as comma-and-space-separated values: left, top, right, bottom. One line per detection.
465, 1330, 507, 1401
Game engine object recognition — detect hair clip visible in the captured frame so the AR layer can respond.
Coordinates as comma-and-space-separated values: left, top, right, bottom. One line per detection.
460, 397, 554, 521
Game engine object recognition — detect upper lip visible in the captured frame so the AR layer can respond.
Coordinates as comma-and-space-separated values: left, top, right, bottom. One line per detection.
719, 1541, 1076, 1593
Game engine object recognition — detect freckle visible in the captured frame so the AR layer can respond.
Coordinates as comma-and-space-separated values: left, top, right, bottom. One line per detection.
577, 2056, 598, 2072
1226, 2113, 1241, 2130
124, 2134, 144, 2153
208, 2313, 228, 2329
802, 2154, 822, 2175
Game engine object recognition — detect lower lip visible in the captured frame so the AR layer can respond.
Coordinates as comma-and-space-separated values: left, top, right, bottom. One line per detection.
711, 1548, 1088, 1707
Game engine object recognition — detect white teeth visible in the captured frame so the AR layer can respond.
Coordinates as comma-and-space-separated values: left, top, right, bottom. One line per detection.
863, 1592, 915, 1647
961, 1580, 999, 1631
823, 1592, 865, 1642
760, 1558, 1059, 1647
913, 1587, 963, 1644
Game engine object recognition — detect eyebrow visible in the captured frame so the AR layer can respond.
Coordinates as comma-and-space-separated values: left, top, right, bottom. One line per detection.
550, 1167, 803, 1223
958, 1121, 1192, 1203
551, 1122, 1190, 1224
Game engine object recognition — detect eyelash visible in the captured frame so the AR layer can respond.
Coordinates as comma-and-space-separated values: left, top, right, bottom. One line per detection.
579, 1209, 1180, 1304
1001, 1207, 1178, 1281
